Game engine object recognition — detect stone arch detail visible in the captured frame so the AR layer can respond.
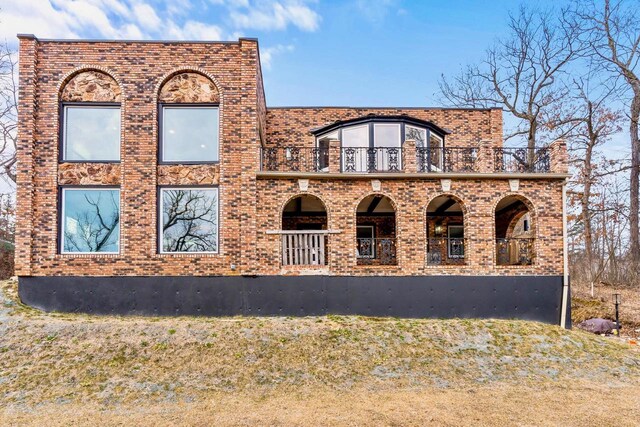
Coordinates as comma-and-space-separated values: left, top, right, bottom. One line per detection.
158, 71, 219, 103
60, 69, 122, 102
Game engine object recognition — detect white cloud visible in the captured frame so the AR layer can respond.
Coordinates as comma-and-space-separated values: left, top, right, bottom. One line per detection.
0, 0, 79, 41
260, 43, 294, 69
0, 0, 317, 68
354, 0, 399, 24
133, 3, 162, 31
231, 1, 320, 32
179, 21, 224, 40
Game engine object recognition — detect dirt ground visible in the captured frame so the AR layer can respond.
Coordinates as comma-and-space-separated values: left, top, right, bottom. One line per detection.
572, 280, 640, 337
1, 279, 639, 426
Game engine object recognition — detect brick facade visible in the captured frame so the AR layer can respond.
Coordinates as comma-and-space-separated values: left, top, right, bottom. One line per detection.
16, 36, 568, 281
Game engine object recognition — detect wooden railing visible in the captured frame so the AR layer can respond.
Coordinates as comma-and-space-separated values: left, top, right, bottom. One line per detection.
280, 231, 328, 266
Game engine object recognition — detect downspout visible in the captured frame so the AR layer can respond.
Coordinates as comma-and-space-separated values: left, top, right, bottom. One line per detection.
560, 178, 570, 328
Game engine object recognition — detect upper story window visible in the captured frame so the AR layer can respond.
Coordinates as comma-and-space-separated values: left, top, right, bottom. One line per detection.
158, 72, 220, 164
59, 70, 122, 162
313, 115, 448, 173
62, 105, 121, 161
160, 106, 219, 163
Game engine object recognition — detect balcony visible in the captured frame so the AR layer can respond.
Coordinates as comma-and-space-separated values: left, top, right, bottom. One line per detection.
260, 143, 562, 174
417, 147, 478, 173
496, 238, 534, 266
356, 238, 397, 266
494, 147, 550, 173
426, 238, 466, 266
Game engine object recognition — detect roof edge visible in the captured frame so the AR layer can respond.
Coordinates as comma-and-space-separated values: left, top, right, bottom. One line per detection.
268, 106, 502, 111
17, 35, 244, 45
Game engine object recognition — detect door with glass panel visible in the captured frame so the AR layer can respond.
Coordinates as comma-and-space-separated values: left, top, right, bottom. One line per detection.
373, 123, 401, 172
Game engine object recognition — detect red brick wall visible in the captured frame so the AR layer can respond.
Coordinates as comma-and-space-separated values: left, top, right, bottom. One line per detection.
16, 36, 262, 276
16, 36, 566, 279
256, 178, 564, 276
265, 107, 503, 149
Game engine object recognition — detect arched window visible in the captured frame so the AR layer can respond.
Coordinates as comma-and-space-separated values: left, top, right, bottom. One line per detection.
426, 195, 466, 265
59, 70, 121, 162
495, 195, 535, 265
313, 116, 448, 173
356, 194, 397, 265
158, 72, 220, 163
280, 195, 328, 266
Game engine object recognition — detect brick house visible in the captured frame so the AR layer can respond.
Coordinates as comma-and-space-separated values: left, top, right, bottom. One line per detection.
16, 35, 571, 326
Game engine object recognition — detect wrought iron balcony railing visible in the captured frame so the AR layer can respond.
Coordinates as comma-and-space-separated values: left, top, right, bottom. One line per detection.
417, 147, 478, 173
426, 238, 466, 265
494, 147, 550, 173
260, 145, 554, 174
261, 146, 329, 172
342, 147, 402, 173
496, 238, 534, 266
356, 237, 397, 265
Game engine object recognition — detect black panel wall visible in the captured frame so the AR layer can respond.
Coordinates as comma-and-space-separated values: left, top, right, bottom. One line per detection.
18, 275, 569, 326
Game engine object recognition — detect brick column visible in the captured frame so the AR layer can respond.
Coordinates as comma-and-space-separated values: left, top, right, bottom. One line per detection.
328, 138, 341, 173
239, 38, 260, 275
477, 140, 495, 173
403, 139, 417, 173
15, 34, 38, 276
549, 139, 568, 174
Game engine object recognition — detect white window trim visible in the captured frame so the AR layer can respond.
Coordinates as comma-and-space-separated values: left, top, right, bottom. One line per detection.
159, 186, 220, 254
447, 224, 464, 259
160, 105, 220, 163
60, 187, 121, 255
62, 105, 121, 162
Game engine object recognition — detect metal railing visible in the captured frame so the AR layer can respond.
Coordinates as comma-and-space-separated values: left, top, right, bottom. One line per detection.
426, 238, 466, 265
342, 147, 403, 173
356, 237, 397, 265
416, 147, 478, 173
260, 145, 553, 174
494, 147, 550, 173
261, 146, 329, 172
496, 238, 534, 265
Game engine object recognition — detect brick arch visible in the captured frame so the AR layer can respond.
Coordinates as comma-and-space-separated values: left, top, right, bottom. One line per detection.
354, 192, 398, 215
424, 192, 469, 218
493, 193, 537, 239
424, 192, 469, 240
279, 192, 330, 230
158, 70, 220, 103
59, 68, 122, 102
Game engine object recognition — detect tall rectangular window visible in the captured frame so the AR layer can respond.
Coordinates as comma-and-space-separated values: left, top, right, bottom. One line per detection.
159, 187, 219, 253
62, 105, 120, 161
161, 106, 219, 163
61, 188, 120, 254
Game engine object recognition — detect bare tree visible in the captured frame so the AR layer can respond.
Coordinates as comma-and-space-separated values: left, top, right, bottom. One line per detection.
162, 189, 218, 252
439, 6, 580, 155
573, 0, 640, 270
0, 41, 17, 184
64, 193, 120, 252
561, 77, 623, 293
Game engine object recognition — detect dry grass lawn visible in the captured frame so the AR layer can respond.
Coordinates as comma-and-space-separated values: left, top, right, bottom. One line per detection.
1, 279, 639, 426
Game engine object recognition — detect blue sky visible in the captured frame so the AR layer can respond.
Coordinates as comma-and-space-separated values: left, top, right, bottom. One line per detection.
2, 0, 521, 106
0, 0, 630, 158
